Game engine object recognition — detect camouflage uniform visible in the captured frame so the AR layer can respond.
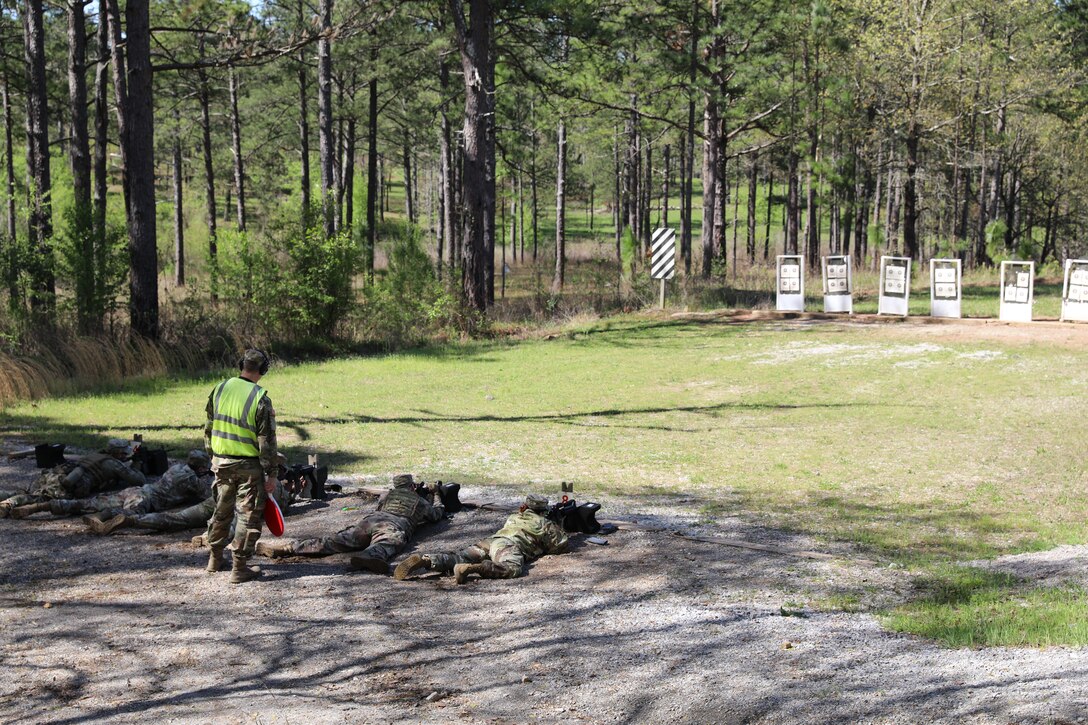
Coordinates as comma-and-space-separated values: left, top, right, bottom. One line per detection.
45, 462, 211, 517
0, 443, 145, 512
204, 374, 278, 560
265, 475, 443, 562
397, 495, 568, 582
117, 479, 292, 535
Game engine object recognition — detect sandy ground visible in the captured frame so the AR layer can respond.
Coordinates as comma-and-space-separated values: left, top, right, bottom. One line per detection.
2, 450, 1088, 725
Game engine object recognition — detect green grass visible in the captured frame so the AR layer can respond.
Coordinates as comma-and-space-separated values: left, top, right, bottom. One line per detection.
884, 567, 1088, 647
3, 316, 1087, 644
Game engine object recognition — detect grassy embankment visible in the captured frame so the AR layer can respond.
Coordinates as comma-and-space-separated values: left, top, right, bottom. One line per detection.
2, 315, 1086, 646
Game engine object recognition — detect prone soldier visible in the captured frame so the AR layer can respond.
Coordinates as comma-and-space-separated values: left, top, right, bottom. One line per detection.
10, 450, 212, 521
255, 473, 443, 575
0, 439, 146, 517
394, 493, 568, 584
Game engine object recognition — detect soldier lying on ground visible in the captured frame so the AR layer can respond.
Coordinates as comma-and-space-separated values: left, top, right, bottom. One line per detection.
90, 455, 299, 536
10, 450, 213, 520
255, 473, 444, 575
0, 439, 146, 517
394, 493, 568, 584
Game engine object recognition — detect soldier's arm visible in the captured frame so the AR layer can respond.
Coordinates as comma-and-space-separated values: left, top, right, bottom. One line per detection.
108, 458, 148, 486
424, 495, 445, 522
204, 389, 215, 456
542, 519, 570, 554
254, 395, 279, 478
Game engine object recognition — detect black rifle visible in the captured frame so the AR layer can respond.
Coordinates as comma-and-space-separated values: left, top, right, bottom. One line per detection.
415, 480, 462, 513
280, 463, 330, 500
547, 497, 602, 534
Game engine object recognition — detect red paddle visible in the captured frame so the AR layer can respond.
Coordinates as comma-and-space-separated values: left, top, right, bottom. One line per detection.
264, 497, 285, 537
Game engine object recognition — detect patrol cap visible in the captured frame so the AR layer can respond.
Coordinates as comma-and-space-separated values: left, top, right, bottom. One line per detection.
187, 449, 211, 470
106, 438, 132, 455
523, 494, 549, 513
276, 452, 288, 467
392, 474, 415, 489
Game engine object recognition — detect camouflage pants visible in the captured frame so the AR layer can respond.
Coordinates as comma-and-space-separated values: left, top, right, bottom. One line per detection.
288, 512, 410, 561
0, 467, 78, 509
48, 487, 150, 516
130, 498, 215, 532
428, 536, 524, 578
206, 462, 266, 558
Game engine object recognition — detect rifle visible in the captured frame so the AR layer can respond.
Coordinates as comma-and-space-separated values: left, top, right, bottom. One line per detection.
414, 480, 463, 513
547, 496, 602, 534
280, 463, 330, 500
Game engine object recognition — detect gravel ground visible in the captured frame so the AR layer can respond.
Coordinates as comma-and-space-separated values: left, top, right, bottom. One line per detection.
2, 450, 1087, 724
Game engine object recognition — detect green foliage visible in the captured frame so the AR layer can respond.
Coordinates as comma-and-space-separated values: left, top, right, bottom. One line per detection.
984, 221, 1009, 262
620, 226, 638, 281
55, 204, 128, 332
355, 227, 458, 348
933, 236, 967, 259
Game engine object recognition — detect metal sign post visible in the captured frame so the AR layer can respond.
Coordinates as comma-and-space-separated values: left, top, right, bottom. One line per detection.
930, 258, 962, 319
650, 228, 676, 310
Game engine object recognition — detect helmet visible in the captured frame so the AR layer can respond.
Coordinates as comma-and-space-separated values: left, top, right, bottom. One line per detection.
105, 438, 132, 456
523, 494, 549, 513
187, 449, 211, 471
392, 474, 416, 489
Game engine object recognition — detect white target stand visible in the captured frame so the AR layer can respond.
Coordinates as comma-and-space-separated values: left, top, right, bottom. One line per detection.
821, 255, 852, 313
999, 260, 1034, 322
1061, 259, 1088, 323
776, 255, 804, 312
930, 258, 962, 319
878, 256, 911, 316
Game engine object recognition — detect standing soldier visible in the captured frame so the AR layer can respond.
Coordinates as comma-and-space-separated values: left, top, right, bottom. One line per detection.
394, 494, 568, 584
204, 349, 279, 584
256, 473, 444, 575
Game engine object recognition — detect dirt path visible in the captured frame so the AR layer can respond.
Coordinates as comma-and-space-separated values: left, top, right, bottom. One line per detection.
1, 452, 1086, 724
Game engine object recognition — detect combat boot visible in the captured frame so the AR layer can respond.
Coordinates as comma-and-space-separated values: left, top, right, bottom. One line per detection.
229, 556, 262, 584
206, 548, 227, 573
10, 502, 50, 519
349, 555, 390, 575
0, 502, 11, 518
393, 554, 431, 580
87, 513, 129, 536
454, 561, 500, 584
254, 540, 293, 558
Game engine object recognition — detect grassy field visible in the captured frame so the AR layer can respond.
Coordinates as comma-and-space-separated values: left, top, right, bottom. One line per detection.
3, 315, 1087, 644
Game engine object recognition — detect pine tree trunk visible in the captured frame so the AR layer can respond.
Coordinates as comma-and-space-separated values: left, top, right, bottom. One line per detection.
24, 0, 54, 318
198, 52, 217, 298
701, 95, 717, 277
786, 153, 799, 255
613, 127, 622, 265
106, 0, 128, 217
121, 0, 158, 338
553, 119, 567, 292
366, 55, 377, 281
747, 156, 757, 264
297, 0, 310, 216
903, 126, 920, 259
92, 2, 109, 253
439, 57, 455, 277
228, 66, 246, 232
344, 115, 355, 230
448, 0, 494, 310
173, 109, 184, 287
661, 144, 670, 229
2, 72, 16, 308
318, 0, 335, 239
67, 0, 91, 213
763, 167, 773, 262
403, 127, 415, 223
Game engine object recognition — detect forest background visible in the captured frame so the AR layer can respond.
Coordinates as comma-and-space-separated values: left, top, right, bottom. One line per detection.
2, 0, 1088, 399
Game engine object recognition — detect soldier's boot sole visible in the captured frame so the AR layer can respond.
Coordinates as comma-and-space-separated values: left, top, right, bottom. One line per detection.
89, 513, 128, 536
207, 549, 227, 573
349, 556, 390, 576
81, 512, 108, 526
255, 541, 292, 559
229, 562, 262, 584
393, 554, 429, 581
0, 503, 11, 519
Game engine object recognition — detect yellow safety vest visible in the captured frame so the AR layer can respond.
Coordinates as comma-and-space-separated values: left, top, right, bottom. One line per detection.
210, 377, 267, 458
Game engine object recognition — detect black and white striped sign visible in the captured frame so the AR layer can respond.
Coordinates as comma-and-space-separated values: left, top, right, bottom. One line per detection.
650, 228, 676, 280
